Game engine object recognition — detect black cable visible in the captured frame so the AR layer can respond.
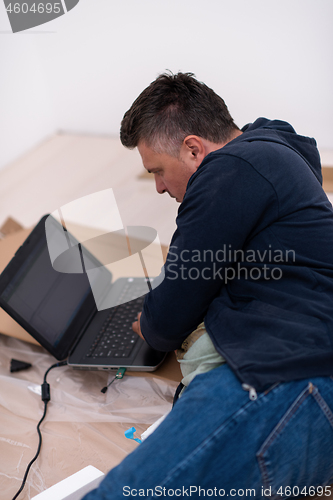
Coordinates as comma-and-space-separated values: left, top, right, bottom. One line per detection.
101, 367, 126, 393
11, 360, 68, 500
101, 373, 117, 394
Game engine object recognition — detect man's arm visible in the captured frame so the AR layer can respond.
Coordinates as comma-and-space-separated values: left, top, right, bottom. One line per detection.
139, 154, 278, 351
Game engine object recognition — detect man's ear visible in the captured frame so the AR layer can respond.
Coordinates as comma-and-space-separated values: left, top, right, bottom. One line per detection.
182, 136, 206, 166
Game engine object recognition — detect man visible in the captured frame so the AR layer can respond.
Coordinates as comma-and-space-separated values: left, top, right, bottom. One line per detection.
83, 73, 333, 499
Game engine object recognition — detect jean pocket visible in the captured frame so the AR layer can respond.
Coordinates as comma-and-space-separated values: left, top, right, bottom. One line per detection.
257, 381, 333, 499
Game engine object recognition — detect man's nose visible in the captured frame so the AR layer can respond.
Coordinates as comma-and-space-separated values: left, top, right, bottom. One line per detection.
154, 175, 167, 194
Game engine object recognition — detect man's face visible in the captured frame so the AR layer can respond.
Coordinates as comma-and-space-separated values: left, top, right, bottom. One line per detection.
137, 141, 198, 203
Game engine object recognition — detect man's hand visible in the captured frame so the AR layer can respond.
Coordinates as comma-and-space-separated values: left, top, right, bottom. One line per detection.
132, 312, 144, 340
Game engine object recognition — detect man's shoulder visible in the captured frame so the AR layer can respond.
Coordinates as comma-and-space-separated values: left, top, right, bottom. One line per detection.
182, 125, 325, 218
191, 125, 319, 193
188, 138, 280, 188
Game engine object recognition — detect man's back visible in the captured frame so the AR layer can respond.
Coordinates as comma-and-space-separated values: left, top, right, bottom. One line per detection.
140, 118, 333, 391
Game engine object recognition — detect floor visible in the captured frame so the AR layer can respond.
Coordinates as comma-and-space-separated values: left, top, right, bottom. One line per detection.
0, 133, 179, 247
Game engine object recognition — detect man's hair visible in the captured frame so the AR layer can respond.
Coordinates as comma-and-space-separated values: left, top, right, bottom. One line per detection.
120, 72, 239, 157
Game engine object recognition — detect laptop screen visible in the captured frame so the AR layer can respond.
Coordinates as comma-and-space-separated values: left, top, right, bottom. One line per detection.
1, 239, 91, 347
0, 216, 111, 359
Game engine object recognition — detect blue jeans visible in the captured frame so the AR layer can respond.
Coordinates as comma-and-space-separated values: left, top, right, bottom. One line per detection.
83, 364, 333, 499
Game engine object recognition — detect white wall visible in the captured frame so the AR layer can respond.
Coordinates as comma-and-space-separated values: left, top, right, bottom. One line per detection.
0, 0, 332, 170
0, 36, 56, 170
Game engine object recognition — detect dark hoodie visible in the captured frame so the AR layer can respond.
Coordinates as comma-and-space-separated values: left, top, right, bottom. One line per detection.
141, 118, 333, 391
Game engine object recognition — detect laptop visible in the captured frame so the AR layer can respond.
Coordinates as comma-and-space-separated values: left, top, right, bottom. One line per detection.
0, 215, 166, 371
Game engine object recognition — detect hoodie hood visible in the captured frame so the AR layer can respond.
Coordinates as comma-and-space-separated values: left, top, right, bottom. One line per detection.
238, 118, 322, 184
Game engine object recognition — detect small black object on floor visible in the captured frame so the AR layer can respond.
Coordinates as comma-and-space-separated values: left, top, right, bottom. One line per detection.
10, 358, 32, 373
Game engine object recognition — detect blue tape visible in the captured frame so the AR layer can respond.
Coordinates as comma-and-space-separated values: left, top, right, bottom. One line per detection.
125, 427, 142, 444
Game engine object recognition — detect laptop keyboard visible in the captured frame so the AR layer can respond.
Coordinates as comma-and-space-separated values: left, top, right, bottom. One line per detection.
86, 281, 149, 359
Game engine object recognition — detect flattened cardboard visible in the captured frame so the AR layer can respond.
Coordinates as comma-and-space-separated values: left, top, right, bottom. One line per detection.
0, 217, 24, 238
